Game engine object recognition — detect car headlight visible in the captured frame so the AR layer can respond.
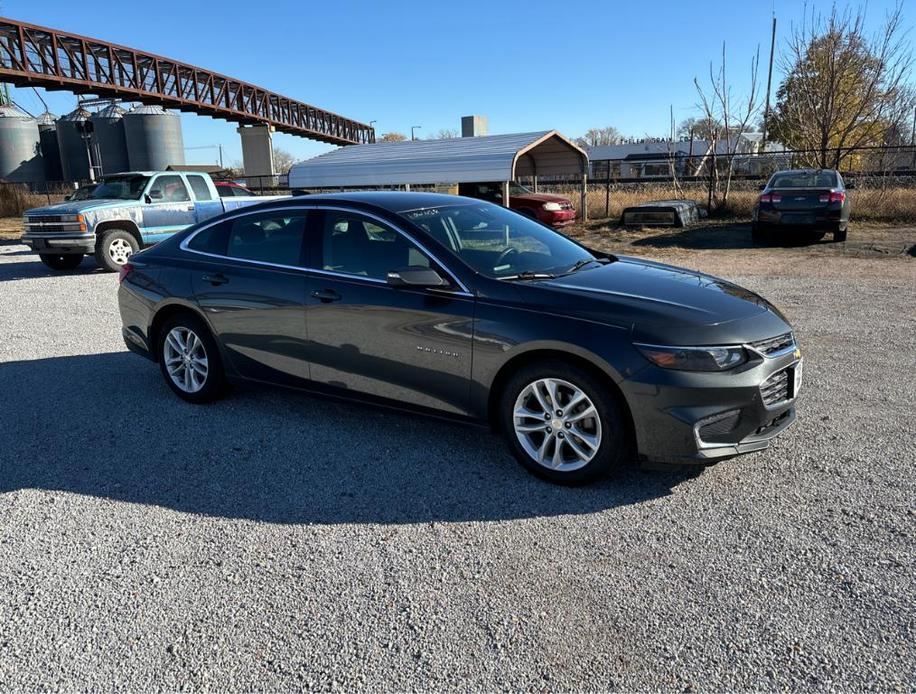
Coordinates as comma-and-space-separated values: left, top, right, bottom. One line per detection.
542, 202, 562, 211
635, 343, 747, 371
58, 214, 83, 222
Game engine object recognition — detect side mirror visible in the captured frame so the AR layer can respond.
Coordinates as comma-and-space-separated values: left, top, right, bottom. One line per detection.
147, 190, 163, 201
387, 266, 450, 289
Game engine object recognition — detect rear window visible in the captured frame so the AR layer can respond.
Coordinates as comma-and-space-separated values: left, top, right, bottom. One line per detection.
187, 175, 212, 201
769, 171, 838, 188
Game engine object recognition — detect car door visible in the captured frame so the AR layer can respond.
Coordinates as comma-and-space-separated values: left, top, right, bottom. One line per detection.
185, 173, 224, 226
186, 208, 312, 385
306, 208, 476, 416
142, 174, 198, 243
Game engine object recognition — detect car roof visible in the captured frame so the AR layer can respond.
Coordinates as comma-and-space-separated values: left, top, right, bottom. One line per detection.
261, 191, 476, 214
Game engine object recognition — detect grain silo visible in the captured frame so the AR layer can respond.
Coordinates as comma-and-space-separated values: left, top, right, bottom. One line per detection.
56, 106, 92, 181
37, 111, 63, 181
124, 104, 184, 170
0, 104, 45, 183
90, 103, 130, 174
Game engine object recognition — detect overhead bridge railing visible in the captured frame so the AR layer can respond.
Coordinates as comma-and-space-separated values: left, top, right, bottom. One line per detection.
0, 16, 374, 146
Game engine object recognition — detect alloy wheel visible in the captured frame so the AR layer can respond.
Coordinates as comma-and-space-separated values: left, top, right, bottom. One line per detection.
513, 377, 602, 472
163, 326, 209, 393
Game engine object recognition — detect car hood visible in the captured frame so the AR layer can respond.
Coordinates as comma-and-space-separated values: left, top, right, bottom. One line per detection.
516, 256, 791, 344
25, 199, 136, 216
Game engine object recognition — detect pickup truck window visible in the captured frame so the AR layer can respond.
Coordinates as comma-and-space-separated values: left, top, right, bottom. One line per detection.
90, 175, 149, 200
187, 175, 213, 201
149, 175, 191, 203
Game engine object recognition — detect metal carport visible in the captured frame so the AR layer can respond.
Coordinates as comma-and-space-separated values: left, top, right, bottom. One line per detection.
288, 130, 590, 219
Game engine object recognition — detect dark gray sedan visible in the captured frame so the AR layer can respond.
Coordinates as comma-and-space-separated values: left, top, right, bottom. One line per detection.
118, 192, 801, 484
752, 168, 852, 243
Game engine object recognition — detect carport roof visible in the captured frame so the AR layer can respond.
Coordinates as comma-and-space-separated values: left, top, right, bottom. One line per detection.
288, 130, 588, 189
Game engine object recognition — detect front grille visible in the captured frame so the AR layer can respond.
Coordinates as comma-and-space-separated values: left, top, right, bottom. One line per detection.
760, 369, 790, 406
26, 215, 68, 224
750, 332, 795, 356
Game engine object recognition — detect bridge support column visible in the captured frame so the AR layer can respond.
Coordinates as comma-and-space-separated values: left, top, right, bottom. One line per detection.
237, 124, 276, 187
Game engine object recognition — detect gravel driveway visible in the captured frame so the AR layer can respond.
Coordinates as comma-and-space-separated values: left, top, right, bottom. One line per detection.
0, 242, 913, 691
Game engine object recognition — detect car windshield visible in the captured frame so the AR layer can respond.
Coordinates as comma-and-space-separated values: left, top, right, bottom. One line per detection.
89, 175, 150, 200
769, 171, 838, 188
400, 203, 596, 279
509, 183, 533, 196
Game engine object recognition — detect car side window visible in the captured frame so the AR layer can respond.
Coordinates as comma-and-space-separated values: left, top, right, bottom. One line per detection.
320, 211, 429, 280
216, 186, 232, 198
187, 221, 230, 255
148, 175, 190, 203
225, 212, 308, 266
187, 175, 212, 201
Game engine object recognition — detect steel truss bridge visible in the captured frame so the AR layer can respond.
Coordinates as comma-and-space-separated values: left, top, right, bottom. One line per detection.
0, 17, 374, 146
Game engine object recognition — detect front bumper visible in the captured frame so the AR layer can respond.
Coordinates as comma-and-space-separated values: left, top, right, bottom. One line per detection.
538, 209, 577, 227
621, 348, 801, 464
21, 233, 96, 254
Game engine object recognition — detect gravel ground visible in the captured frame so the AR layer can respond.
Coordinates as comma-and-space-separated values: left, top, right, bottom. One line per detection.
0, 242, 914, 692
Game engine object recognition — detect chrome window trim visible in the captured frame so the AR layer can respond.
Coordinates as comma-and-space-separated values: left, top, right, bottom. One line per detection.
179, 204, 473, 296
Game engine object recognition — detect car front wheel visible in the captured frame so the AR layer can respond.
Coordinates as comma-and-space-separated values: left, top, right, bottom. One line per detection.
499, 362, 628, 484
158, 314, 227, 403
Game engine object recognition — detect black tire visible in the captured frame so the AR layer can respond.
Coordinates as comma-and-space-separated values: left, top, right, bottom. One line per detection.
94, 229, 139, 272
518, 208, 538, 220
751, 223, 769, 245
38, 253, 83, 271
499, 360, 628, 485
157, 312, 227, 404
834, 227, 848, 242
811, 231, 827, 242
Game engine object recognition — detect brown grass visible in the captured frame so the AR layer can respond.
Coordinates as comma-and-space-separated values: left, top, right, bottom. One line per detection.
544, 184, 916, 224
0, 185, 67, 218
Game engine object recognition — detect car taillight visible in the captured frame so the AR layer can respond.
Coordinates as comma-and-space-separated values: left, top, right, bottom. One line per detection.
118, 262, 134, 284
759, 193, 781, 203
819, 191, 846, 203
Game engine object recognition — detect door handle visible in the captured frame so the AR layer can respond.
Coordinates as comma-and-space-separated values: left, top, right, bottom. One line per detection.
311, 288, 342, 303
201, 273, 229, 286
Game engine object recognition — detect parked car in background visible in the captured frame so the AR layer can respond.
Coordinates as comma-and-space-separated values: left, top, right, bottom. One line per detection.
119, 192, 801, 485
752, 168, 852, 243
459, 182, 577, 227
21, 171, 287, 272
215, 181, 256, 197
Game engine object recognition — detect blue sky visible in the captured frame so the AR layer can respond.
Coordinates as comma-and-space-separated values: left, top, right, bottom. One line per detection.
4, 0, 911, 166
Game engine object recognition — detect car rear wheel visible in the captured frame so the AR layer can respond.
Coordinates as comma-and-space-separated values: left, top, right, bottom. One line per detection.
834, 228, 848, 242
95, 229, 139, 272
158, 313, 227, 403
38, 253, 83, 271
499, 362, 627, 485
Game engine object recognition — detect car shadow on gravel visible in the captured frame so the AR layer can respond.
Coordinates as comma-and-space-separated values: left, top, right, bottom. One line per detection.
628, 223, 829, 250
0, 352, 701, 524
0, 256, 105, 282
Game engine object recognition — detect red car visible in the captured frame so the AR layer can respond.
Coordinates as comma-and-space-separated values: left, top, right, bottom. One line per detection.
215, 181, 256, 197
459, 182, 577, 227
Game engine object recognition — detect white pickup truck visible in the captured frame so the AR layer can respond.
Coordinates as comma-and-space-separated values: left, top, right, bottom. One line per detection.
21, 171, 286, 272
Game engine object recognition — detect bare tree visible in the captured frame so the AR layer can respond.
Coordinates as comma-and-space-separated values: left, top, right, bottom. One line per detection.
770, 2, 914, 169
694, 42, 762, 210
379, 132, 408, 142
272, 148, 296, 174
427, 128, 459, 140
574, 126, 623, 149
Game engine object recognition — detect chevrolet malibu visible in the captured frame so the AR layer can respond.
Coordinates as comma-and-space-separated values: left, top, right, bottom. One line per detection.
118, 192, 802, 484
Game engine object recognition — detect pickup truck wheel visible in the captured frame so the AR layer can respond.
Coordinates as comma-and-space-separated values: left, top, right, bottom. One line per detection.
158, 314, 227, 404
39, 253, 83, 271
95, 229, 138, 272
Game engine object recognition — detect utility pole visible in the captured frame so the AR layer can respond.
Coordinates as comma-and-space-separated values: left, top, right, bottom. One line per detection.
910, 106, 916, 170
762, 14, 777, 146
411, 125, 421, 141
